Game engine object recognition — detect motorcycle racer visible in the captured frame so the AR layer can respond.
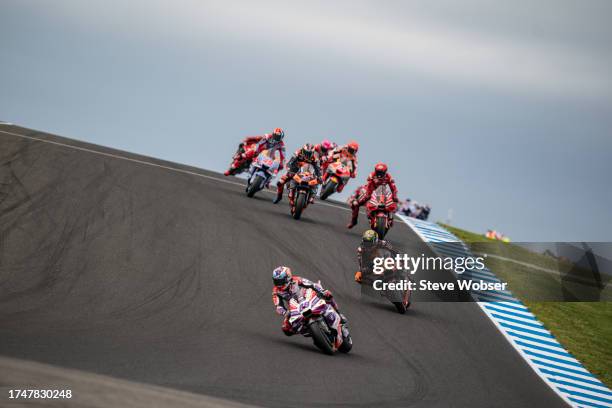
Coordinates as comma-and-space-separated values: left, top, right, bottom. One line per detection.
273, 143, 322, 204
347, 162, 398, 229
323, 141, 359, 187
315, 139, 337, 169
224, 128, 286, 176
354, 229, 393, 283
272, 266, 345, 336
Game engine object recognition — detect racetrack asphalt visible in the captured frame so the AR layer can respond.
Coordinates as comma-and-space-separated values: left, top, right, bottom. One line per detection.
0, 124, 566, 407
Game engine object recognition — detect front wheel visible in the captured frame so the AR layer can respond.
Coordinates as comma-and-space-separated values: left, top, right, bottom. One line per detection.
320, 180, 336, 200
246, 175, 264, 197
292, 191, 307, 220
309, 320, 335, 355
374, 215, 388, 239
338, 332, 352, 353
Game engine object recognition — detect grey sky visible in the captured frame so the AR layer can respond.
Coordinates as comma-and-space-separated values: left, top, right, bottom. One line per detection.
2, 0, 611, 241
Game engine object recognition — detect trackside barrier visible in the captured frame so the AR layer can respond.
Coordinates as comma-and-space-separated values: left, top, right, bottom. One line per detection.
399, 215, 612, 408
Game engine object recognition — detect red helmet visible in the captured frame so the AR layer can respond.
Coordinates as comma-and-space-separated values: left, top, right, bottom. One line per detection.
347, 141, 359, 154
374, 162, 388, 178
272, 128, 285, 141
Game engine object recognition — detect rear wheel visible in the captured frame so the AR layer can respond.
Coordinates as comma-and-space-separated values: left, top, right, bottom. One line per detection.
393, 302, 407, 314
374, 215, 388, 239
246, 175, 263, 197
309, 320, 335, 355
293, 191, 307, 220
320, 180, 336, 200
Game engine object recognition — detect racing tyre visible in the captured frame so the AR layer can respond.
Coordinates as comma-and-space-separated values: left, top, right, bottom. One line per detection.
246, 175, 263, 197
293, 192, 307, 220
320, 181, 336, 200
309, 320, 335, 355
393, 302, 407, 314
338, 332, 353, 353
374, 215, 388, 239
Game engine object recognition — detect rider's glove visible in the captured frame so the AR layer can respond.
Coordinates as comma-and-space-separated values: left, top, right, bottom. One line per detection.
320, 290, 333, 300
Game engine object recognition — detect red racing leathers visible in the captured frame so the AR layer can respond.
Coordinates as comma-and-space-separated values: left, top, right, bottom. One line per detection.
272, 276, 339, 335
348, 172, 398, 228
225, 134, 286, 175
322, 146, 357, 190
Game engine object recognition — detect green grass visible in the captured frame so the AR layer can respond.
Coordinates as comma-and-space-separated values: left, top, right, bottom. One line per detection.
525, 301, 612, 388
439, 223, 612, 388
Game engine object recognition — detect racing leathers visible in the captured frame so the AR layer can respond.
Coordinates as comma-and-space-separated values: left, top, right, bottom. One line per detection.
354, 239, 393, 283
273, 148, 322, 204
225, 134, 286, 176
272, 276, 342, 336
347, 172, 398, 228
322, 146, 357, 191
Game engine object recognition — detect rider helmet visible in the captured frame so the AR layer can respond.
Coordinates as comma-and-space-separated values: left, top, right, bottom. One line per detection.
347, 141, 359, 155
374, 162, 388, 178
321, 139, 333, 152
272, 128, 285, 142
272, 266, 292, 290
362, 229, 379, 244
301, 143, 315, 160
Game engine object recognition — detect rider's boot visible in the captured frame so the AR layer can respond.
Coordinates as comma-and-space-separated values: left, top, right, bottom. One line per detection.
347, 204, 359, 228
282, 319, 294, 336
354, 271, 362, 283
273, 182, 284, 204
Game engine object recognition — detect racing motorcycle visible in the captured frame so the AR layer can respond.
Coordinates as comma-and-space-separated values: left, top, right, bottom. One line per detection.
359, 244, 411, 314
246, 150, 279, 197
227, 143, 259, 176
287, 287, 352, 355
373, 267, 412, 314
288, 164, 320, 220
320, 158, 352, 201
366, 185, 397, 239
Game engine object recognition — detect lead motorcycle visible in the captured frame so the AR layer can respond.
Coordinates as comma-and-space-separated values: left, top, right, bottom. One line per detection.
320, 158, 352, 201
287, 164, 320, 220
366, 185, 397, 239
246, 150, 280, 197
287, 287, 352, 355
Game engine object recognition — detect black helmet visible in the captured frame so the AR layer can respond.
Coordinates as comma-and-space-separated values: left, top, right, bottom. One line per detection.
301, 143, 315, 160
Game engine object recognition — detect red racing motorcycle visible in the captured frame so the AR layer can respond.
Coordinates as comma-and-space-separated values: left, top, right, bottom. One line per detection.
320, 159, 352, 201
366, 185, 397, 239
